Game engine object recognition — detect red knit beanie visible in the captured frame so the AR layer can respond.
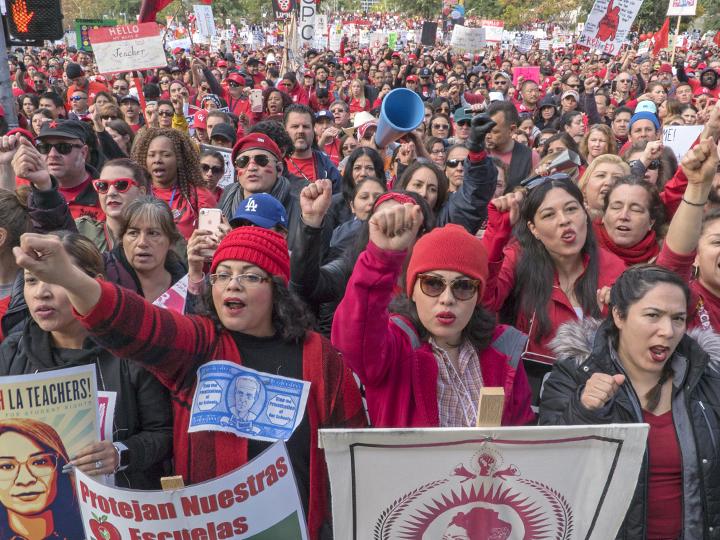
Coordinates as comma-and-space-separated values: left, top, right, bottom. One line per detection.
210, 227, 290, 284
405, 224, 489, 303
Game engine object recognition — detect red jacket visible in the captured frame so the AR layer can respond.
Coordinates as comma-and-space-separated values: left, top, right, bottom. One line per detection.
331, 242, 535, 427
77, 281, 366, 540
481, 207, 626, 359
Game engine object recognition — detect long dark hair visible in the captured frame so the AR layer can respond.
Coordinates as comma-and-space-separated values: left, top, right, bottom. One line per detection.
341, 147, 385, 205
607, 265, 690, 411
397, 160, 450, 213
514, 178, 600, 340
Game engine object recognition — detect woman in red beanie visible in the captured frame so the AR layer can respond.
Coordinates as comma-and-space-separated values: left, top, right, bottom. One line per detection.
331, 202, 534, 428
11, 226, 366, 540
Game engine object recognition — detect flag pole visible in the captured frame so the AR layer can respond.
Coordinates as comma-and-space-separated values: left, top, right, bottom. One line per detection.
670, 15, 681, 64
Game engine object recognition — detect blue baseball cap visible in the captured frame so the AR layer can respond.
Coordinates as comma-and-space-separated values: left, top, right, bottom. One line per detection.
315, 110, 333, 122
629, 111, 660, 131
230, 194, 288, 230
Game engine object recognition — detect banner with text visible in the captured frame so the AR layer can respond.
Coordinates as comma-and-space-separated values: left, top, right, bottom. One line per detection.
663, 124, 704, 162
450, 25, 485, 53
0, 365, 98, 539
667, 0, 697, 15
193, 5, 217, 38
321, 425, 648, 539
76, 442, 308, 539
579, 0, 643, 56
298, 0, 316, 46
479, 19, 504, 42
89, 23, 167, 74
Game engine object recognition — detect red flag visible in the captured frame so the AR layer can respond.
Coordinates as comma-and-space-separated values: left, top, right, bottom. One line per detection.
138, 0, 174, 23
714, 31, 720, 48
653, 18, 670, 56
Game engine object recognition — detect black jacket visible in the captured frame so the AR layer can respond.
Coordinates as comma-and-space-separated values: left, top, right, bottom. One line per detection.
540, 318, 720, 540
0, 320, 173, 490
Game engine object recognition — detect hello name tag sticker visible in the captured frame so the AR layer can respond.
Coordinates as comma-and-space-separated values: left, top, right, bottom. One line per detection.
189, 360, 311, 442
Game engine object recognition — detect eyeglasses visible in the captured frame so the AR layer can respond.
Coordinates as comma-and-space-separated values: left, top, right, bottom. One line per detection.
235, 154, 275, 168
36, 142, 84, 155
160, 80, 171, 85
416, 273, 480, 301
70, 95, 87, 101
92, 178, 138, 194
201, 164, 224, 174
629, 159, 660, 170
521, 172, 572, 190
100, 115, 117, 121
0, 452, 59, 481
432, 124, 450, 130
445, 159, 463, 168
209, 272, 270, 288
431, 149, 446, 155
157, 110, 174, 118
227, 81, 241, 88
457, 120, 471, 127
33, 79, 45, 85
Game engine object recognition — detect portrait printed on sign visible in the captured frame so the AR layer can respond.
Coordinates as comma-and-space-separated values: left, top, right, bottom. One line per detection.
0, 365, 97, 539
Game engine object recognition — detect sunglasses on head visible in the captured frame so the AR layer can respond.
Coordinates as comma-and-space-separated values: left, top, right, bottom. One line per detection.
445, 159, 463, 168
36, 142, 84, 155
521, 172, 572, 190
92, 178, 138, 194
417, 273, 480, 301
235, 154, 274, 168
202, 163, 224, 174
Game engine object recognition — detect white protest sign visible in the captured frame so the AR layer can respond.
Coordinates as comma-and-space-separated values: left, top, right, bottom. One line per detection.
153, 275, 189, 314
165, 37, 192, 52
450, 25, 486, 53
313, 14, 328, 49
638, 41, 650, 56
321, 425, 648, 539
89, 23, 167, 75
539, 39, 551, 50
579, 0, 643, 56
298, 0, 316, 46
76, 442, 308, 539
663, 124, 704, 162
516, 33, 534, 52
668, 0, 697, 16
193, 5, 217, 38
479, 19, 504, 42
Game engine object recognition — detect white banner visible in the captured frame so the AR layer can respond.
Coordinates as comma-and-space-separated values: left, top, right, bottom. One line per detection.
313, 14, 328, 49
89, 23, 167, 75
668, 0, 697, 16
450, 25, 486, 53
298, 0, 316, 46
479, 19, 504, 42
321, 425, 648, 539
579, 0, 643, 56
663, 124, 704, 162
76, 442, 308, 539
193, 5, 217, 38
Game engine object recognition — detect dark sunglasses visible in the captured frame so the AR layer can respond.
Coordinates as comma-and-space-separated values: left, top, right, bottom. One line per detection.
100, 115, 117, 121
521, 172, 572, 190
36, 142, 84, 155
92, 178, 138, 194
235, 154, 274, 168
202, 164, 224, 174
457, 120, 471, 127
157, 110, 174, 118
445, 159, 463, 168
417, 273, 480, 301
227, 81, 241, 88
70, 95, 87, 101
160, 80, 171, 84
432, 123, 450, 130
629, 159, 660, 170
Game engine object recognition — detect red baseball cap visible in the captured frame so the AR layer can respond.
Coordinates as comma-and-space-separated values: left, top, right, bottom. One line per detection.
217, 60, 227, 68
172, 47, 183, 55
232, 133, 282, 163
193, 109, 208, 129
659, 63, 673, 74
406, 75, 419, 82
226, 72, 247, 86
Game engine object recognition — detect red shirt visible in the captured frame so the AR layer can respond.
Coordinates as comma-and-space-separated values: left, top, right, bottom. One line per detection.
58, 175, 104, 221
643, 409, 682, 539
285, 155, 317, 182
324, 140, 341, 166
152, 184, 217, 240
347, 97, 371, 113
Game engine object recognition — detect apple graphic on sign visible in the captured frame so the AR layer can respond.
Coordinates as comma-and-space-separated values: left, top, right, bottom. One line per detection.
88, 513, 121, 540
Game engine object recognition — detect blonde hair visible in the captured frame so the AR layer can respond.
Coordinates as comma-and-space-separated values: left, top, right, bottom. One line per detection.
579, 124, 616, 162
578, 154, 630, 193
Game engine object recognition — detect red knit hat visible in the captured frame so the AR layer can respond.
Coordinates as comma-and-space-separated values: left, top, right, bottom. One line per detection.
210, 227, 290, 284
405, 224, 488, 303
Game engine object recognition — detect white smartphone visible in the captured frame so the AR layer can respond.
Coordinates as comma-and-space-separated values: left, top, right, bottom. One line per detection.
198, 208, 223, 259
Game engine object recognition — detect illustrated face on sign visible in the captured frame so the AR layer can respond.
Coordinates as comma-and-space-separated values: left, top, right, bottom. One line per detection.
233, 377, 260, 417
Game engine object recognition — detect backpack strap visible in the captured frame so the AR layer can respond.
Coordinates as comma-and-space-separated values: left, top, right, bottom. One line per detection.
390, 315, 421, 350
490, 325, 528, 370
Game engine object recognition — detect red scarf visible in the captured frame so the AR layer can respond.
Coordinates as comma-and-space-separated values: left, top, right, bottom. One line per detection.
594, 222, 660, 266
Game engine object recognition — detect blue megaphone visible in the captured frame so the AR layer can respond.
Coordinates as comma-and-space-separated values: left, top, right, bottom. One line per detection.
375, 88, 425, 148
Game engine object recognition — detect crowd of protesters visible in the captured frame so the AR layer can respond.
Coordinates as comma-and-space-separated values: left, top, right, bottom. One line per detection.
1, 20, 720, 539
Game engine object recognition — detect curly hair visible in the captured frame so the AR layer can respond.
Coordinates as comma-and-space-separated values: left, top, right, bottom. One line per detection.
131, 127, 203, 217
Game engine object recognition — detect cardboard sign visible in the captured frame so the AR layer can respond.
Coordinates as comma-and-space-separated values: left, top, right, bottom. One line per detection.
450, 25, 486, 53
667, 0, 697, 16
662, 124, 704, 162
193, 5, 217, 38
0, 366, 98, 539
76, 442, 309, 539
579, 0, 643, 56
321, 425, 648, 539
513, 66, 541, 86
89, 23, 167, 75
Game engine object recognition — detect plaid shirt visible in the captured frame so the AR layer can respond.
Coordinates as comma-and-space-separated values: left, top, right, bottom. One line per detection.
432, 338, 484, 427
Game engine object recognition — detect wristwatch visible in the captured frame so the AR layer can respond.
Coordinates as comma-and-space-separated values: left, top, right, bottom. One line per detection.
113, 442, 130, 472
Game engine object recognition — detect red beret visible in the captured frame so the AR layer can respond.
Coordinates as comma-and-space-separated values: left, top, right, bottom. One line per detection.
231, 133, 282, 163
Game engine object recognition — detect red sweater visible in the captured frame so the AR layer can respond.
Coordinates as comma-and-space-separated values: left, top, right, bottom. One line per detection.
481, 206, 626, 359
331, 242, 535, 427
76, 281, 366, 539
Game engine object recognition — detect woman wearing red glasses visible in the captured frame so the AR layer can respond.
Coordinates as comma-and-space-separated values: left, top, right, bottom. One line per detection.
331, 202, 534, 428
